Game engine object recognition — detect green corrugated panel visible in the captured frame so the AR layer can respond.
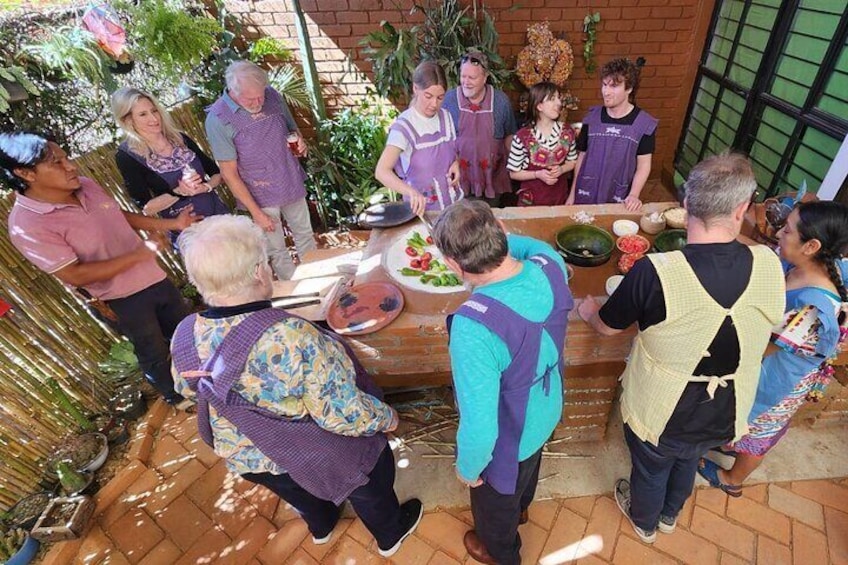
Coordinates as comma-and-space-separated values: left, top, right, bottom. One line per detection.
738, 27, 770, 52
745, 4, 779, 30
799, 0, 847, 14
784, 34, 830, 64
792, 9, 840, 39
775, 55, 819, 86
762, 106, 797, 131
771, 76, 808, 106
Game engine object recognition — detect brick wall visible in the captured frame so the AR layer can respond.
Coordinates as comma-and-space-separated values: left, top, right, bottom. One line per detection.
222, 0, 717, 185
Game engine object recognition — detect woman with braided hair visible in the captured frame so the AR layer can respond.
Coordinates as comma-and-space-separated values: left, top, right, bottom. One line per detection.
699, 200, 848, 495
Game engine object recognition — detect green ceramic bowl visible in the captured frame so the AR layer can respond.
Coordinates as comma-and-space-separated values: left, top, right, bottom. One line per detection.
555, 224, 614, 267
652, 229, 687, 253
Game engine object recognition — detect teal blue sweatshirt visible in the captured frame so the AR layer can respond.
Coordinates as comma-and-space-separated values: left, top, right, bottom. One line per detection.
450, 234, 570, 482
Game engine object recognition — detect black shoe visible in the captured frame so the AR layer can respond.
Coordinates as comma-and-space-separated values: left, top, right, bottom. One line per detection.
378, 498, 424, 557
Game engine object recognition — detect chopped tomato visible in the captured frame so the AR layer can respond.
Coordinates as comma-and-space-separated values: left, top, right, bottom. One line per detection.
426, 236, 434, 244
421, 259, 431, 271
618, 253, 644, 274
421, 252, 433, 262
410, 258, 422, 269
405, 246, 418, 257
617, 235, 650, 255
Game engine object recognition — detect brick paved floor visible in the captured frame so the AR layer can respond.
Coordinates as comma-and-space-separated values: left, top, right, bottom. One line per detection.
41, 403, 848, 564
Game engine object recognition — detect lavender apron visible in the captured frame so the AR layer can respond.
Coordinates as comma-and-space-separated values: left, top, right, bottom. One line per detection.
171, 307, 387, 505
447, 254, 573, 495
118, 142, 229, 241
456, 86, 511, 199
390, 108, 461, 212
207, 87, 306, 209
574, 105, 658, 204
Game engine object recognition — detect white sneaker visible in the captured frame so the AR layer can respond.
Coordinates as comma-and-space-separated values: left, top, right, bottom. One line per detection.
614, 479, 657, 544
312, 530, 333, 545
658, 514, 677, 534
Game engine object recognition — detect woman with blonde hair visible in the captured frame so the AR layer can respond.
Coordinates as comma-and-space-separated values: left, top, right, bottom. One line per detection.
375, 61, 461, 215
112, 87, 229, 241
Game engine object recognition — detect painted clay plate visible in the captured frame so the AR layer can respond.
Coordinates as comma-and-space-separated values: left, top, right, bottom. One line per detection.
382, 226, 466, 294
327, 282, 404, 335
358, 201, 416, 228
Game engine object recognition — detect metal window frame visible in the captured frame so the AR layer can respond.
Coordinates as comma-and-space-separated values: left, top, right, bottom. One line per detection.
674, 0, 848, 198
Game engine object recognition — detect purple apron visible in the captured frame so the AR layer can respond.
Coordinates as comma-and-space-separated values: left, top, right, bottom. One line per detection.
390, 108, 462, 212
574, 105, 658, 204
207, 87, 307, 209
515, 125, 575, 207
447, 254, 573, 495
171, 307, 387, 505
455, 86, 511, 199
118, 142, 229, 242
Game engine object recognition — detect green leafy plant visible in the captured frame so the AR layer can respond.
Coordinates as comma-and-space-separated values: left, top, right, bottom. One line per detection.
360, 0, 512, 101
305, 100, 398, 228
127, 0, 222, 81
20, 25, 109, 85
0, 66, 38, 113
583, 11, 602, 74
249, 37, 292, 63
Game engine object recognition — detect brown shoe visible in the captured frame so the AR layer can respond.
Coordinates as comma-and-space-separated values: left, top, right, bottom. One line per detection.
464, 530, 497, 564
519, 509, 529, 525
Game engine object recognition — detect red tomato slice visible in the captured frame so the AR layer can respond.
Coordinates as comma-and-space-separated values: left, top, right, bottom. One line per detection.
405, 246, 418, 257
410, 259, 422, 269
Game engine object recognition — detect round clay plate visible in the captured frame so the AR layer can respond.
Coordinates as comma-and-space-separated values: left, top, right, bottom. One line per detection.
327, 282, 405, 335
382, 226, 466, 294
358, 201, 416, 229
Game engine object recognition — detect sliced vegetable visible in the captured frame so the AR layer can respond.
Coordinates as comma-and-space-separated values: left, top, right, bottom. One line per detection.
405, 246, 418, 257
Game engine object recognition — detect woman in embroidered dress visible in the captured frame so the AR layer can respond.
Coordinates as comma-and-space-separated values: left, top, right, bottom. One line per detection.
111, 87, 229, 242
506, 82, 577, 207
375, 61, 461, 216
698, 201, 848, 496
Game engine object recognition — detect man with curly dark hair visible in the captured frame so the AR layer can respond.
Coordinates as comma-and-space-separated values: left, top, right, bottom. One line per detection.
568, 57, 657, 211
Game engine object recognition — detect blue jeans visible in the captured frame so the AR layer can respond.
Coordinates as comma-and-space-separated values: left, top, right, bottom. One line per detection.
624, 424, 723, 531
107, 279, 189, 404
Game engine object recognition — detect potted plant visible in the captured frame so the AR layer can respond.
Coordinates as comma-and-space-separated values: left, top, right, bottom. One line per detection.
47, 432, 109, 476
0, 527, 40, 565
55, 462, 94, 496
109, 385, 146, 421
30, 496, 95, 542
19, 25, 108, 86
127, 0, 222, 82
2, 492, 54, 531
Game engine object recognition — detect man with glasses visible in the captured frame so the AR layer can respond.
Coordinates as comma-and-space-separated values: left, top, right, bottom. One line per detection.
443, 51, 517, 207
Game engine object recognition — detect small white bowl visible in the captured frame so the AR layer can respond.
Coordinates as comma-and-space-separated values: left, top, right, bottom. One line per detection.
612, 219, 639, 237
605, 275, 624, 296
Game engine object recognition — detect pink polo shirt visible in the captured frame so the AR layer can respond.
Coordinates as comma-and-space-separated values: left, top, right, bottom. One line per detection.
8, 176, 166, 300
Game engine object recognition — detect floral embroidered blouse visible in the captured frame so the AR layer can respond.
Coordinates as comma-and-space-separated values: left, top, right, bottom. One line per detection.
172, 302, 395, 475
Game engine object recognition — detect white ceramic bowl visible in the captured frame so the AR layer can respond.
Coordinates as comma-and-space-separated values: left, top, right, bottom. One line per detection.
612, 219, 639, 237
605, 275, 625, 296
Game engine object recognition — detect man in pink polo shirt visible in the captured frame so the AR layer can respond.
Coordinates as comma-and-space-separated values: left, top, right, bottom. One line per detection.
1, 132, 199, 407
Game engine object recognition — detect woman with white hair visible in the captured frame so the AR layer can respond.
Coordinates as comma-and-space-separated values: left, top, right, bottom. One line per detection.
170, 215, 423, 557
112, 87, 229, 241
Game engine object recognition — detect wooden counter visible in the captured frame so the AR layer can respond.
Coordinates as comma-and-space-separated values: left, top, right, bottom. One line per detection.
346, 202, 679, 442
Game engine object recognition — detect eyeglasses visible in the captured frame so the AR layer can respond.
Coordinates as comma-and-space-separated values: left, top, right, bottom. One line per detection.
461, 54, 488, 70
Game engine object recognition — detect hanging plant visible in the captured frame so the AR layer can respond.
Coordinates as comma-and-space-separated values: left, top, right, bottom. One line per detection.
127, 0, 222, 81
583, 11, 601, 74
20, 25, 109, 85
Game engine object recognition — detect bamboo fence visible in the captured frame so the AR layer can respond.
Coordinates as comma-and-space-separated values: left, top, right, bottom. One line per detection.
0, 102, 206, 508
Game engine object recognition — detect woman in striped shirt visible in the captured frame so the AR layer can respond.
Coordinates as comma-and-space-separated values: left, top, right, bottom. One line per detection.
507, 82, 577, 206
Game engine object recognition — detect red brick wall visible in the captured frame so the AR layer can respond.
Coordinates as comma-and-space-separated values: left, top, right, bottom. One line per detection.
223, 0, 717, 186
